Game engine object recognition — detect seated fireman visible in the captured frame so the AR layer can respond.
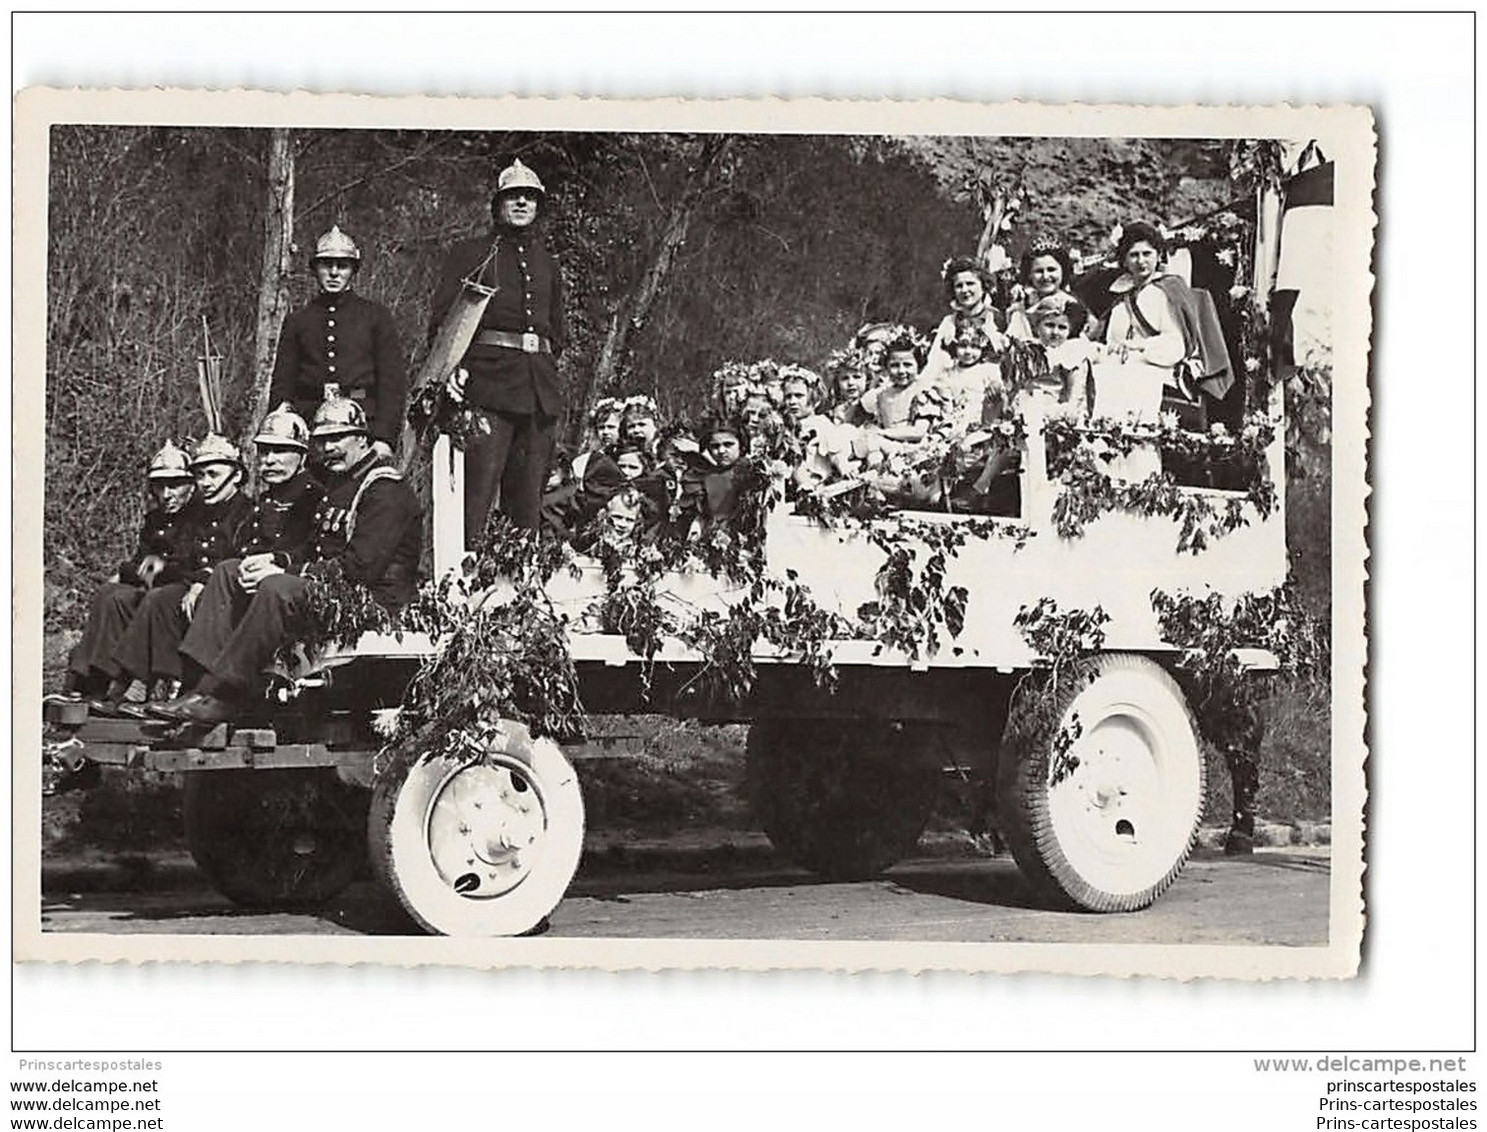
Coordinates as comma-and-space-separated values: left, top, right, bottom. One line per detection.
152, 392, 422, 726
94, 433, 254, 714
60, 440, 196, 702
169, 403, 327, 702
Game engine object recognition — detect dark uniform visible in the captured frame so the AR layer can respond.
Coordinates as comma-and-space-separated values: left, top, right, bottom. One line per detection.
268, 292, 408, 447
186, 450, 422, 700
112, 489, 254, 685
67, 505, 195, 687
431, 224, 567, 539
177, 470, 325, 683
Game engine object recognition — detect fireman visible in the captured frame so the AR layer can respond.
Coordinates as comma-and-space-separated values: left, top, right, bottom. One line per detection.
59, 440, 196, 702
269, 225, 408, 459
152, 391, 422, 726
431, 158, 567, 543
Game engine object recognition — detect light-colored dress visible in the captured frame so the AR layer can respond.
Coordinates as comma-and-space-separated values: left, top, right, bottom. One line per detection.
1091, 274, 1184, 481
934, 360, 1004, 431
1097, 273, 1185, 423
919, 304, 1008, 389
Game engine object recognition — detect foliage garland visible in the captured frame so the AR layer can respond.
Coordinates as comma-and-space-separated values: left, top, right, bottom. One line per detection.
1042, 414, 1278, 553
1148, 583, 1328, 749
1009, 598, 1111, 787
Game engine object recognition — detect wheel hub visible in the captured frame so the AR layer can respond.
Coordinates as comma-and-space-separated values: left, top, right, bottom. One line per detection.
1048, 705, 1190, 894
425, 762, 548, 900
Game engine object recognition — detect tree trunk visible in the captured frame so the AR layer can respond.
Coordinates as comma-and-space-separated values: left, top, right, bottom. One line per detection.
580, 136, 730, 434
249, 128, 296, 435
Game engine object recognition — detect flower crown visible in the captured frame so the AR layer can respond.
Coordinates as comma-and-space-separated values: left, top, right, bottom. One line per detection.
620, 394, 658, 419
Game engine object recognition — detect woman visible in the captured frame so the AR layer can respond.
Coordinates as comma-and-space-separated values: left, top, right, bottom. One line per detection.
920, 257, 1008, 388
1006, 237, 1086, 341
1098, 221, 1186, 424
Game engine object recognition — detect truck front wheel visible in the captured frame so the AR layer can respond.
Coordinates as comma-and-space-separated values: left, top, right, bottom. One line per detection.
746, 717, 942, 882
368, 721, 585, 936
998, 653, 1205, 912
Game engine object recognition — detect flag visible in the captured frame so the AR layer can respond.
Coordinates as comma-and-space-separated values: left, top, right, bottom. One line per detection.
1270, 158, 1334, 380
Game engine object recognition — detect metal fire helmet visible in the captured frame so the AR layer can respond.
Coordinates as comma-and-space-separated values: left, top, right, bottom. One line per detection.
314, 225, 362, 262
146, 439, 193, 481
190, 433, 244, 469
496, 158, 546, 197
311, 391, 369, 438
253, 402, 310, 451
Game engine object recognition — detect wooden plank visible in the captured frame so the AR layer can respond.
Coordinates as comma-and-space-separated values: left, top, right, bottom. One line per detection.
142, 745, 373, 773
75, 719, 156, 744
233, 729, 279, 751
43, 699, 89, 727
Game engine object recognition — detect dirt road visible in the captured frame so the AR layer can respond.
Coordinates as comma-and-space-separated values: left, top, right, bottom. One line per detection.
40, 847, 1330, 945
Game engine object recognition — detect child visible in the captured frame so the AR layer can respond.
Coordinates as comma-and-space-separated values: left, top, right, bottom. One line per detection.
1025, 296, 1097, 421
711, 364, 755, 417
824, 348, 875, 427
699, 418, 746, 522
871, 332, 932, 438
934, 324, 1006, 431
572, 397, 622, 483
613, 441, 670, 519
620, 394, 661, 454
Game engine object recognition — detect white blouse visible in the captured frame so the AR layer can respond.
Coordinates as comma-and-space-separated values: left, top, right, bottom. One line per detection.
1103, 275, 1186, 368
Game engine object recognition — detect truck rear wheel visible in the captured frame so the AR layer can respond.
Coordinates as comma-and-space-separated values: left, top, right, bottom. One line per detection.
746, 717, 941, 881
182, 768, 368, 909
998, 653, 1205, 912
369, 721, 584, 937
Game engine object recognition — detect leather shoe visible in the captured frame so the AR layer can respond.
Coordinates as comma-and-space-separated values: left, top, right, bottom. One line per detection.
144, 691, 201, 720
148, 692, 238, 726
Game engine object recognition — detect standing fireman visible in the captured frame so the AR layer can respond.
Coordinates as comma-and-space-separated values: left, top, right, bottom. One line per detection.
431, 159, 567, 542
269, 226, 408, 459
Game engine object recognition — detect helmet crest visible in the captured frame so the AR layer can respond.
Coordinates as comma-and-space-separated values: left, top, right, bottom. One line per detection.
314, 225, 361, 262
254, 402, 311, 451
147, 439, 193, 481
190, 433, 244, 469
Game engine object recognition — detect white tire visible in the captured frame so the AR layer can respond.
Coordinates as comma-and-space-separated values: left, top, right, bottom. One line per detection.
999, 654, 1205, 911
369, 721, 585, 936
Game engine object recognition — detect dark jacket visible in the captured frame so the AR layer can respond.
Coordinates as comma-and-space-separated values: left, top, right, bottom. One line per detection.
118, 505, 194, 585
269, 291, 408, 444
234, 471, 326, 572
308, 451, 423, 610
1150, 275, 1237, 400
429, 226, 567, 417
165, 491, 257, 587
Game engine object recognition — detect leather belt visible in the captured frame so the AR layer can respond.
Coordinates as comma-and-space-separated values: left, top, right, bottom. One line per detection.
476, 330, 551, 354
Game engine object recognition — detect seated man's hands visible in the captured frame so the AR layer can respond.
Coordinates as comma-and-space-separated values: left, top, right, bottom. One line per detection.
181, 581, 206, 619
135, 555, 166, 588
236, 553, 285, 594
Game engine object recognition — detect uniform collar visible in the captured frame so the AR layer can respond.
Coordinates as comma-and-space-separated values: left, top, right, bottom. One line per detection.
315, 289, 355, 307
494, 222, 536, 245
266, 469, 315, 503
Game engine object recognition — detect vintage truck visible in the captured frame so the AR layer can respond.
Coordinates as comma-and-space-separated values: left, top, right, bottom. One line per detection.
42, 381, 1287, 937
